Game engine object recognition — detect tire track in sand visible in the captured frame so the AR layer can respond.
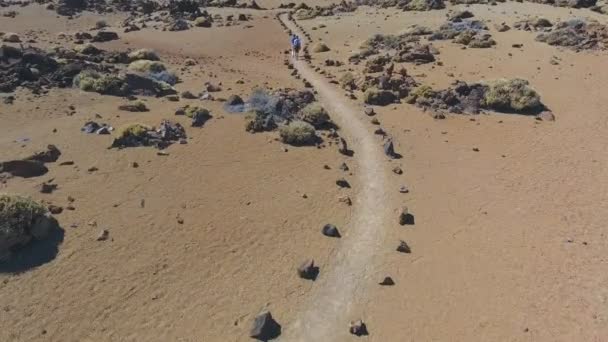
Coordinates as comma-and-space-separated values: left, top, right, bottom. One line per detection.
279, 13, 390, 341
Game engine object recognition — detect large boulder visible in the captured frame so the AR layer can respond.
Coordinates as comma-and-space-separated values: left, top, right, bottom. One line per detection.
0, 195, 58, 260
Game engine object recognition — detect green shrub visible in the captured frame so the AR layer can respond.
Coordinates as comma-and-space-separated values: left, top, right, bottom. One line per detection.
294, 8, 317, 20
74, 70, 128, 96
279, 121, 317, 145
128, 60, 167, 73
482, 79, 542, 112
194, 17, 212, 27
75, 43, 101, 55
339, 72, 356, 89
118, 101, 148, 112
0, 194, 52, 260
116, 123, 150, 140
299, 102, 330, 128
128, 48, 160, 62
405, 85, 435, 104
453, 31, 475, 45
182, 105, 210, 118
95, 20, 108, 29
468, 37, 496, 48
362, 34, 401, 50
364, 88, 396, 106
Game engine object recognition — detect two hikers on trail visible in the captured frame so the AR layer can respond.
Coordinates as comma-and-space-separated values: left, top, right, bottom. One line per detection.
291, 35, 301, 60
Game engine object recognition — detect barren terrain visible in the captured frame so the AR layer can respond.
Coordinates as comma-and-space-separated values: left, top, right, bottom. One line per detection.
1, 0, 608, 341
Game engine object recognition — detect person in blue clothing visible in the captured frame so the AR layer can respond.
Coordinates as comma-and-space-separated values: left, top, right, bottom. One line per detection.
291, 34, 301, 60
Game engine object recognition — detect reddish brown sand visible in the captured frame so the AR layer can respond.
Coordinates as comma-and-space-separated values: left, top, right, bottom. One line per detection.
1, 2, 608, 341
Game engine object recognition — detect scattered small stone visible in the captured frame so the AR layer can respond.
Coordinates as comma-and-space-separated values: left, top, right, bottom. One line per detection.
297, 259, 318, 280
399, 207, 415, 225
384, 139, 398, 159
48, 205, 63, 214
399, 185, 409, 193
322, 224, 341, 238
472, 147, 480, 152
339, 162, 349, 171
397, 240, 411, 253
39, 183, 57, 194
338, 137, 349, 155
323, 164, 331, 170
181, 91, 197, 99
87, 166, 98, 172
97, 229, 109, 241
157, 151, 169, 156
392, 166, 403, 175
96, 126, 111, 135
131, 162, 139, 168
364, 107, 375, 116
336, 178, 351, 188
371, 117, 380, 125
349, 320, 368, 336
537, 111, 555, 121
379, 276, 395, 286
338, 195, 352, 206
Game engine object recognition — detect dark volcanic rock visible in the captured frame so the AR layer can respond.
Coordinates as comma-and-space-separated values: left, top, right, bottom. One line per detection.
321, 224, 341, 238
297, 259, 319, 280
191, 109, 211, 127
338, 137, 349, 155
92, 31, 119, 43
250, 311, 281, 340
399, 207, 415, 225
383, 139, 398, 159
379, 276, 395, 286
350, 320, 368, 336
336, 178, 351, 188
25, 145, 61, 163
397, 240, 411, 253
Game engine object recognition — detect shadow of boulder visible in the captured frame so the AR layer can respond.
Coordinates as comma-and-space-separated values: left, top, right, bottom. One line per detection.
0, 226, 64, 273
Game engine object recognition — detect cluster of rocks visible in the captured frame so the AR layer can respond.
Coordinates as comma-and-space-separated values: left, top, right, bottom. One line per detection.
53, 0, 112, 16
403, 79, 547, 116
535, 19, 608, 50
292, 1, 357, 20
175, 105, 212, 127
429, 19, 496, 48
515, 18, 608, 50
81, 121, 113, 135
526, 0, 596, 8
1, 43, 179, 97
244, 88, 316, 132
0, 45, 69, 93
351, 28, 437, 65
513, 17, 554, 31
292, 0, 445, 20
111, 120, 187, 149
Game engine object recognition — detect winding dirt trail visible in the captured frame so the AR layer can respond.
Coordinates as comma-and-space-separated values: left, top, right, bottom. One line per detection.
279, 13, 391, 341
